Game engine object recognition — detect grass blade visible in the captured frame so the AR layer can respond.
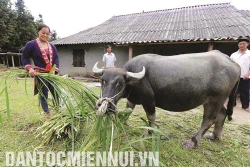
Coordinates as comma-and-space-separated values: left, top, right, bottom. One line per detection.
4, 79, 10, 126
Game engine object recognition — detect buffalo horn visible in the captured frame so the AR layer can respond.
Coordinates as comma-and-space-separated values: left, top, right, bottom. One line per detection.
126, 66, 146, 79
92, 62, 103, 74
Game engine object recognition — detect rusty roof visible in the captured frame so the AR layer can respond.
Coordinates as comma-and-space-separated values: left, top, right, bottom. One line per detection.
53, 3, 250, 45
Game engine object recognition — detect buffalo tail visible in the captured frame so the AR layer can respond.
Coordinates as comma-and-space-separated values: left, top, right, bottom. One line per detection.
226, 78, 240, 121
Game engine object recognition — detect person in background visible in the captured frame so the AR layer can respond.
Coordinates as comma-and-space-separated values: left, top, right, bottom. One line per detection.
21, 24, 60, 119
102, 45, 117, 68
230, 37, 250, 112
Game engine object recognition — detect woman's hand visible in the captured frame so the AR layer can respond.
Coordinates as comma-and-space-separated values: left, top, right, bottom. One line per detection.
29, 68, 36, 77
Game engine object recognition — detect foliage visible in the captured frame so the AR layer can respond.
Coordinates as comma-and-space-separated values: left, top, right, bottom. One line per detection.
0, 0, 36, 52
36, 14, 44, 24
0, 0, 18, 52
0, 68, 98, 150
50, 30, 59, 41
0, 0, 59, 52
35, 112, 83, 145
14, 0, 38, 51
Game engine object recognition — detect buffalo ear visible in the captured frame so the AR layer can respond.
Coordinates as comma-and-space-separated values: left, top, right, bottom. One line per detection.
125, 75, 140, 85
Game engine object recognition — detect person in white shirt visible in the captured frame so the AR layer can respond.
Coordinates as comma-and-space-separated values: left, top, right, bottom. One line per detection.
230, 37, 250, 111
102, 45, 117, 68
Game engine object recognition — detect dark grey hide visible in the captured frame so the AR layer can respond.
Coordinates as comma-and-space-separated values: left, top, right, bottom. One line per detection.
93, 50, 240, 148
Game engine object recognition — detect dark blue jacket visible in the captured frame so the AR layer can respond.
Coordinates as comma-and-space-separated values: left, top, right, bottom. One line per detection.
21, 40, 59, 72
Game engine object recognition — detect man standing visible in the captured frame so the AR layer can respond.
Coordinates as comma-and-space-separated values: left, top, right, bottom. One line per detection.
230, 37, 250, 111
102, 45, 117, 68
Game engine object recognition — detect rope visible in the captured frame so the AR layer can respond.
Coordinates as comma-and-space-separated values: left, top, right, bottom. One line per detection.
96, 86, 126, 115
96, 98, 114, 115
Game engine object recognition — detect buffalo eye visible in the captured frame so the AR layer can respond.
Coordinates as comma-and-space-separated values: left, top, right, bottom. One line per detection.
102, 80, 106, 85
116, 81, 124, 87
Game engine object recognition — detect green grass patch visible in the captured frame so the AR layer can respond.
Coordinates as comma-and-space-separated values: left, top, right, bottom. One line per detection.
0, 71, 250, 166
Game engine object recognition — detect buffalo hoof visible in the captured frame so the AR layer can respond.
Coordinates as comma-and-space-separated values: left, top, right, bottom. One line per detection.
182, 140, 197, 149
228, 116, 232, 121
204, 133, 220, 140
142, 131, 152, 138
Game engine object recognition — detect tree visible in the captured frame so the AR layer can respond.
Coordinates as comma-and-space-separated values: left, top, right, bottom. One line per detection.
0, 0, 59, 52
50, 30, 58, 41
0, 0, 17, 52
14, 0, 37, 51
36, 14, 44, 24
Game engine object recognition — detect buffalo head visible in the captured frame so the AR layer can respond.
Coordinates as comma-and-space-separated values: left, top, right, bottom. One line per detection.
92, 62, 145, 114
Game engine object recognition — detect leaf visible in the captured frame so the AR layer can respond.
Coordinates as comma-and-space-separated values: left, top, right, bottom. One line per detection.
4, 79, 10, 126
0, 113, 2, 126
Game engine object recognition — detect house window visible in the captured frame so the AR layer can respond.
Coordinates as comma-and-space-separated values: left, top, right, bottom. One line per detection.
72, 49, 85, 67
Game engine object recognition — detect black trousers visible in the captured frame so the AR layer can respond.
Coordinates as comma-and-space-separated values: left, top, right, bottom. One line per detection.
238, 78, 249, 109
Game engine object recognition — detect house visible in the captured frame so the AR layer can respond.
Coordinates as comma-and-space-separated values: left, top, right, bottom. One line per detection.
52, 3, 250, 76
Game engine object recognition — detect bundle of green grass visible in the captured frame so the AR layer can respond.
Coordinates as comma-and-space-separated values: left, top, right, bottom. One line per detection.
1, 68, 160, 163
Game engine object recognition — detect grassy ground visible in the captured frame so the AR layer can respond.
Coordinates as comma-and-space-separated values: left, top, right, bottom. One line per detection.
0, 72, 250, 166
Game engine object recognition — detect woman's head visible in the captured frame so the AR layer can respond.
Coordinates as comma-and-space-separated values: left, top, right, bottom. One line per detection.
37, 24, 51, 42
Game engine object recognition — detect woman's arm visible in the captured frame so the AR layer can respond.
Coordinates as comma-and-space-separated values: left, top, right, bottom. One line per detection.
21, 41, 33, 71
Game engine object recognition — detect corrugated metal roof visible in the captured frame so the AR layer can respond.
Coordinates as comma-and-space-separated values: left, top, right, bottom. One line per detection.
52, 3, 250, 45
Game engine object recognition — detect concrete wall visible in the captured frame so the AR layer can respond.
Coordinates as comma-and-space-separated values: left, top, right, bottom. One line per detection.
56, 42, 239, 75
56, 43, 129, 75
56, 45, 87, 76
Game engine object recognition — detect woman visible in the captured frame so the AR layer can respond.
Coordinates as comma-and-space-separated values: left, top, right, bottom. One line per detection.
21, 24, 60, 119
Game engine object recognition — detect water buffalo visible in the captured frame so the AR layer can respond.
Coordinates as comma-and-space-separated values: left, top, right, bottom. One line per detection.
93, 50, 240, 148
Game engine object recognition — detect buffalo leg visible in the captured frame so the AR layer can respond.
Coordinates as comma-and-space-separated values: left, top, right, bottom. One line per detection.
142, 102, 156, 136
183, 99, 224, 148
204, 106, 227, 140
126, 100, 135, 109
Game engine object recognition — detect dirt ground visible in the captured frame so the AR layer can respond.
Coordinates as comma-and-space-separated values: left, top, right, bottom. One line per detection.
231, 99, 250, 125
